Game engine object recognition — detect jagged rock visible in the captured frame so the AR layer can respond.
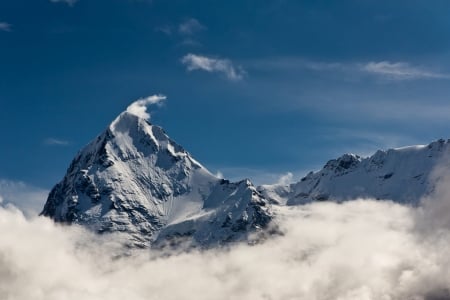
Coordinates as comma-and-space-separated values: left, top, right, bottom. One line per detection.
41, 111, 272, 248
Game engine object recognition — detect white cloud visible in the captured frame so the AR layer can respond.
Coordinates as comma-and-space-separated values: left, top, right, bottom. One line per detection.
276, 172, 294, 185
5, 161, 450, 299
126, 94, 166, 120
178, 18, 205, 36
181, 53, 246, 81
3, 194, 450, 299
0, 179, 48, 217
0, 22, 11, 32
249, 57, 450, 81
44, 138, 69, 146
211, 166, 306, 186
49, 0, 77, 6
214, 171, 224, 179
361, 61, 449, 80
417, 155, 450, 234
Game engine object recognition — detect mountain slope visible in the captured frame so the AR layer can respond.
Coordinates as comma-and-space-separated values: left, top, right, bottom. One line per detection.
41, 111, 272, 248
259, 139, 450, 205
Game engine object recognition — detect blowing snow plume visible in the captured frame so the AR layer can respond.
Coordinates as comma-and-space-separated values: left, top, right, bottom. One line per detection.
126, 95, 166, 120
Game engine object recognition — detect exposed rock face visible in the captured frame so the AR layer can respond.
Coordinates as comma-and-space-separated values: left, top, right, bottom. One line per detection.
42, 105, 450, 249
41, 111, 272, 248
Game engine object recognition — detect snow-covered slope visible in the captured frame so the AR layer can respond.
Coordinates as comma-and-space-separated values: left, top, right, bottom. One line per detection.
41, 111, 272, 248
259, 139, 450, 206
41, 98, 450, 250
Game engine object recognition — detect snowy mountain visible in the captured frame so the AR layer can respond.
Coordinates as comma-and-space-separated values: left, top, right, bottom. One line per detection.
41, 110, 272, 248
258, 139, 450, 206
41, 98, 450, 249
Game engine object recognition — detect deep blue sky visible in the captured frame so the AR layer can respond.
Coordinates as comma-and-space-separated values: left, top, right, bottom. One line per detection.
2, 0, 450, 189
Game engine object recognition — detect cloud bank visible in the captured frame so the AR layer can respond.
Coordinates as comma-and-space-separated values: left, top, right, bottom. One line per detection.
5, 161, 450, 299
3, 192, 450, 299
181, 53, 246, 80
126, 94, 167, 120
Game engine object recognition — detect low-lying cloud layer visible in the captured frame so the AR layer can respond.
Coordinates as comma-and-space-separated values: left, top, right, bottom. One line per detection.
3, 191, 450, 299
0, 179, 48, 217
3, 162, 450, 299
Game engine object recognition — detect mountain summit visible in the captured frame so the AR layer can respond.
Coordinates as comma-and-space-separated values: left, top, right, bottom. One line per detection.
41, 99, 450, 249
41, 107, 272, 248
259, 139, 450, 206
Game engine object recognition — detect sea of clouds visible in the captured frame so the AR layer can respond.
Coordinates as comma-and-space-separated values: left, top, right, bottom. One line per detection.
3, 165, 450, 299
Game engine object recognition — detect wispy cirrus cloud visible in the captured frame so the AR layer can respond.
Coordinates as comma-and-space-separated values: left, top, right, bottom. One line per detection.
248, 57, 345, 72
181, 53, 246, 81
49, 0, 77, 6
361, 61, 449, 80
249, 57, 449, 81
43, 138, 70, 146
156, 18, 206, 47
178, 18, 205, 36
0, 22, 12, 32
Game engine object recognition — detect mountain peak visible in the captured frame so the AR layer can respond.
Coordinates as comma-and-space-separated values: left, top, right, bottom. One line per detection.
41, 99, 272, 248
259, 138, 450, 206
109, 110, 148, 133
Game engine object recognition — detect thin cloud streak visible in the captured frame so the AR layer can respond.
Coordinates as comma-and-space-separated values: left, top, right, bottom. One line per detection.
181, 53, 246, 80
249, 57, 450, 81
44, 138, 70, 146
49, 0, 77, 6
361, 61, 449, 80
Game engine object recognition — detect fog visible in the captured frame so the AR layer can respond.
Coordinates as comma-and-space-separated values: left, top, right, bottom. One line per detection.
2, 191, 450, 300
4, 164, 450, 300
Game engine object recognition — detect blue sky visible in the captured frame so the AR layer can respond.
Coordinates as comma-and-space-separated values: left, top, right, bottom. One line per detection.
2, 0, 450, 192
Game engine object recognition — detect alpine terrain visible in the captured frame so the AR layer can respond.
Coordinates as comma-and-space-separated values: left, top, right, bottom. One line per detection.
41, 107, 272, 248
41, 100, 450, 249
259, 139, 450, 206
